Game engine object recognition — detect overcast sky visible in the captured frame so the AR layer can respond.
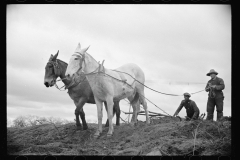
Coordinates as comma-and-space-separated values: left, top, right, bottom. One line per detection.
7, 4, 231, 125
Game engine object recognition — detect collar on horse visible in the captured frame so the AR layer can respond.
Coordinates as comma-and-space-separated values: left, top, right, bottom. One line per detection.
65, 73, 87, 90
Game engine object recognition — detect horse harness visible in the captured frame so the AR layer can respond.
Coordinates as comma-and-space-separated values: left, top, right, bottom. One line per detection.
48, 58, 87, 91
73, 52, 136, 89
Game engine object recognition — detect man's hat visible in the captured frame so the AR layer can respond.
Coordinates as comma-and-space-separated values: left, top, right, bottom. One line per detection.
183, 92, 191, 97
206, 69, 218, 76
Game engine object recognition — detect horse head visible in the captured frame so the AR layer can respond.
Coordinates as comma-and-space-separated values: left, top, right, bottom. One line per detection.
44, 50, 61, 87
65, 43, 90, 80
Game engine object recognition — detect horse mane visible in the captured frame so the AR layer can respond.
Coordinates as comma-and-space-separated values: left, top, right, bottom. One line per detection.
57, 59, 68, 66
85, 52, 98, 64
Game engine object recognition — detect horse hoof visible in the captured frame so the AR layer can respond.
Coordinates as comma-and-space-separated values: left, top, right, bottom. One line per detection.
107, 134, 112, 137
93, 135, 99, 139
130, 122, 135, 126
76, 126, 82, 130
83, 126, 88, 130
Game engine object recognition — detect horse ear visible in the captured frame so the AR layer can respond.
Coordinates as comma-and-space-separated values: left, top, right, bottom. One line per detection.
49, 54, 53, 61
75, 43, 81, 52
81, 45, 90, 54
52, 50, 59, 61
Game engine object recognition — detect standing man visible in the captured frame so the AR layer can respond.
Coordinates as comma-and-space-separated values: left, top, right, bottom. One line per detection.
205, 69, 225, 121
173, 93, 200, 120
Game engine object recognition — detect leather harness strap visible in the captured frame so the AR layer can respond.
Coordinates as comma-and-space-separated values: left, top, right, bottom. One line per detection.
118, 72, 127, 82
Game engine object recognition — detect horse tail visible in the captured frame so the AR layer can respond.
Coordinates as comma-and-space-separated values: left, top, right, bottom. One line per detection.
130, 91, 140, 106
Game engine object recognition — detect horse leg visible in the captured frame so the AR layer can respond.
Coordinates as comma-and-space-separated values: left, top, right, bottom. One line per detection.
138, 91, 150, 124
130, 100, 139, 126
106, 96, 114, 137
94, 98, 103, 138
105, 101, 118, 127
79, 107, 88, 130
74, 97, 88, 130
104, 101, 109, 127
74, 107, 82, 130
114, 101, 121, 126
135, 100, 141, 122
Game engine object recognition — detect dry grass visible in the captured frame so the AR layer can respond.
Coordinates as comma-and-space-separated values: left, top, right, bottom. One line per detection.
7, 116, 231, 155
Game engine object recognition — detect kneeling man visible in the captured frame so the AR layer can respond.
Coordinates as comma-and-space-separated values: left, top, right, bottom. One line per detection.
173, 93, 200, 120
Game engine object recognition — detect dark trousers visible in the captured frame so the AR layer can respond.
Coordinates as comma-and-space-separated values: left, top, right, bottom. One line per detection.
206, 97, 224, 121
186, 111, 199, 120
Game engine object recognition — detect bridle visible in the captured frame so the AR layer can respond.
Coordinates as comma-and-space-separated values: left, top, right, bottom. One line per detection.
48, 55, 89, 91
73, 51, 106, 75
47, 59, 67, 91
47, 59, 61, 77
72, 52, 85, 74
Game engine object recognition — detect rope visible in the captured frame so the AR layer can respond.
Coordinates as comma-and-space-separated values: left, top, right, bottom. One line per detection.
56, 77, 68, 82
122, 98, 171, 117
63, 61, 211, 117
128, 103, 131, 123
111, 70, 213, 97
55, 66, 100, 91
190, 90, 205, 95
111, 70, 182, 96
139, 93, 172, 116
74, 68, 206, 116
120, 116, 127, 123
54, 83, 66, 91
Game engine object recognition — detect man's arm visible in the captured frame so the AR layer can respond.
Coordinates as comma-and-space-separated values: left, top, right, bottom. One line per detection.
173, 101, 184, 117
205, 82, 210, 92
191, 101, 200, 120
215, 78, 225, 91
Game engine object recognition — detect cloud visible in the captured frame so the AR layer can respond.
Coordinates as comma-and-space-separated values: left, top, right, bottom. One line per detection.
7, 5, 231, 122
7, 65, 70, 105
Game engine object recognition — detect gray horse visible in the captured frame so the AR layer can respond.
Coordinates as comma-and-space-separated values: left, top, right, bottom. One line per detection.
44, 51, 121, 130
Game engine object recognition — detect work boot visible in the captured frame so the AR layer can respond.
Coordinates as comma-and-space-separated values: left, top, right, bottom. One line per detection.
206, 112, 213, 121
217, 112, 223, 121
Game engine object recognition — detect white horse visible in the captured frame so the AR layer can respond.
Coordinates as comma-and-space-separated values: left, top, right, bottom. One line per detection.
65, 43, 150, 137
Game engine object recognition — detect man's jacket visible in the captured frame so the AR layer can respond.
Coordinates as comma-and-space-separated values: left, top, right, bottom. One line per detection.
205, 76, 225, 98
174, 100, 200, 119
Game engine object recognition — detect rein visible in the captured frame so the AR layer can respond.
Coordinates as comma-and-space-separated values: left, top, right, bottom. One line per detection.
70, 53, 213, 116
48, 59, 88, 91
75, 57, 210, 97
55, 71, 89, 91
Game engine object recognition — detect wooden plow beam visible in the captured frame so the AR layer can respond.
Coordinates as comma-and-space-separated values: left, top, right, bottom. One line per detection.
123, 110, 182, 121
123, 110, 172, 117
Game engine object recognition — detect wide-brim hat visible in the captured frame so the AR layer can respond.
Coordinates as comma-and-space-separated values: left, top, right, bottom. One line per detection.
183, 92, 191, 97
206, 69, 218, 76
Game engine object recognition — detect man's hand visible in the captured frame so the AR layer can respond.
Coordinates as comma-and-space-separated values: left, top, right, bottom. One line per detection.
211, 85, 216, 89
185, 116, 191, 121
